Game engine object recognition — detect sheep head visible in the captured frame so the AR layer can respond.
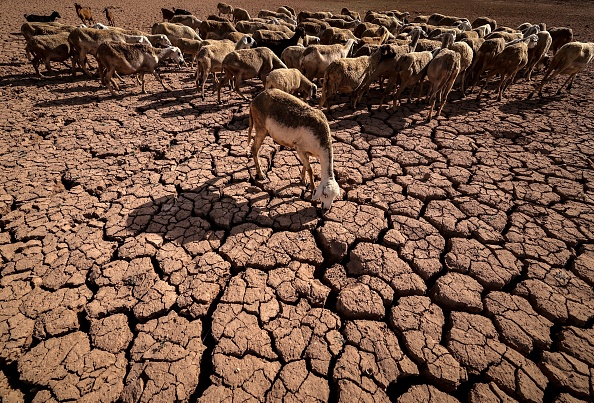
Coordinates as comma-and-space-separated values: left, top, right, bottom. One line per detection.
312, 178, 341, 213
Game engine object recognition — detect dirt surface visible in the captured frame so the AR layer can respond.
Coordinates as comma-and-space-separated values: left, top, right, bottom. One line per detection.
1, 0, 594, 401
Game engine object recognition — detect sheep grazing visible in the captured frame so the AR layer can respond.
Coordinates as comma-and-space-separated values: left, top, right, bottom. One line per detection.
281, 45, 306, 69
249, 89, 341, 212
548, 27, 573, 55
258, 10, 296, 25
233, 8, 250, 22
152, 22, 201, 43
216, 47, 287, 103
26, 32, 71, 76
145, 34, 172, 48
161, 8, 174, 22
425, 48, 461, 121
103, 7, 115, 27
25, 11, 61, 23
265, 68, 317, 101
97, 43, 183, 95
523, 30, 552, 80
528, 41, 594, 98
217, 3, 234, 18
319, 27, 357, 46
198, 20, 236, 40
297, 11, 334, 24
300, 39, 357, 81
74, 3, 94, 25
196, 35, 255, 99
477, 34, 539, 101
170, 15, 202, 30
255, 26, 306, 58
319, 56, 371, 111
277, 6, 296, 18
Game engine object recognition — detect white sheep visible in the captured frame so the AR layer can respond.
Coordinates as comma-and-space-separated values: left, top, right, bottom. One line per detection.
265, 68, 317, 100
248, 89, 341, 212
300, 38, 357, 81
528, 41, 594, 98
281, 45, 306, 69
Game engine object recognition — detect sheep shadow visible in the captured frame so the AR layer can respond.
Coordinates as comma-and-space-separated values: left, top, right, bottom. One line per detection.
124, 175, 320, 248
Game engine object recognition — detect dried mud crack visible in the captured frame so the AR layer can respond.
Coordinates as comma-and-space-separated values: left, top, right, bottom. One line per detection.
1, 0, 594, 402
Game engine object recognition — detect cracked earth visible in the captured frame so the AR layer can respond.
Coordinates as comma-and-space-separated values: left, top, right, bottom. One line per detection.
1, 0, 594, 401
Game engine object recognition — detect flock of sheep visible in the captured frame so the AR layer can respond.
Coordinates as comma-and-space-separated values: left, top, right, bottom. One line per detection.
19, 3, 594, 210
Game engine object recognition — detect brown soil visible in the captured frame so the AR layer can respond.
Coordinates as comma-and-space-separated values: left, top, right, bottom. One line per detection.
1, 0, 594, 401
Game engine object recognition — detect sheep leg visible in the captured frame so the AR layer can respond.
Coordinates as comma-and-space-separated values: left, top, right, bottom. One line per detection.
459, 71, 467, 97
297, 151, 315, 191
216, 74, 231, 104
79, 50, 93, 78
31, 57, 42, 77
105, 68, 117, 96
437, 71, 458, 116
232, 74, 248, 100
251, 134, 266, 179
557, 73, 575, 94
427, 93, 437, 122
153, 71, 170, 92
477, 73, 493, 100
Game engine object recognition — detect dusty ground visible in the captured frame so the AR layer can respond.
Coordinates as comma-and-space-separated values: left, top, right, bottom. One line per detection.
1, 0, 594, 402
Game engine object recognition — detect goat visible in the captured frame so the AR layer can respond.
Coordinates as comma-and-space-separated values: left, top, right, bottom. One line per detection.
74, 3, 93, 25
25, 11, 61, 23
249, 89, 341, 212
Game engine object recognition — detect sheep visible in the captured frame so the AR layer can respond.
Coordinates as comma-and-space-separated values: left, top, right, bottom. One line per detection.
461, 37, 484, 55
277, 6, 296, 18
371, 16, 402, 35
281, 45, 306, 68
222, 31, 249, 42
96, 43, 183, 95
217, 3, 234, 18
549, 27, 573, 54
74, 3, 94, 25
425, 49, 461, 121
528, 42, 594, 98
322, 18, 360, 30
265, 68, 317, 101
298, 11, 334, 23
151, 22, 201, 42
379, 47, 436, 109
254, 26, 306, 58
196, 35, 255, 99
145, 34, 172, 48
319, 28, 357, 45
258, 10, 296, 25
472, 24, 492, 39
216, 47, 287, 102
207, 14, 230, 22
170, 15, 202, 30
300, 38, 357, 81
233, 8, 250, 22
236, 21, 292, 35
354, 22, 380, 38
437, 16, 468, 27
25, 32, 72, 76
198, 20, 236, 40
161, 8, 174, 22
68, 27, 128, 76
302, 35, 320, 46
448, 40, 474, 96
485, 31, 522, 42
415, 38, 443, 52
25, 11, 61, 23
248, 89, 341, 212
172, 38, 204, 65
523, 30, 552, 80
341, 7, 360, 21
476, 34, 539, 101
298, 20, 329, 37
466, 37, 506, 91
472, 17, 497, 31
319, 55, 370, 111
387, 9, 410, 22
103, 7, 115, 27
354, 27, 423, 102
253, 30, 290, 43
